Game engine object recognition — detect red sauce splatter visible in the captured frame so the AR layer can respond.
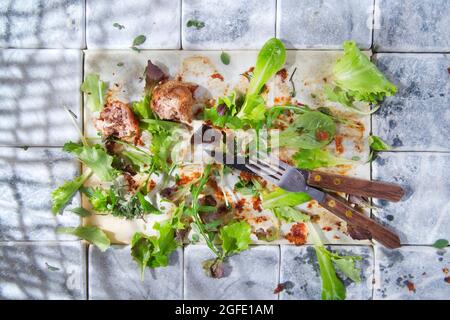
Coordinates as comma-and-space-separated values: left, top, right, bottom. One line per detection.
276, 68, 288, 81
285, 223, 308, 246
315, 130, 329, 141
445, 277, 450, 284
406, 281, 416, 292
443, 267, 449, 275
273, 283, 285, 294
253, 216, 268, 223
146, 180, 156, 192
334, 135, 344, 154
322, 226, 332, 232
252, 196, 262, 212
234, 198, 246, 213
447, 67, 450, 74
240, 171, 255, 182
176, 172, 202, 186
211, 73, 224, 81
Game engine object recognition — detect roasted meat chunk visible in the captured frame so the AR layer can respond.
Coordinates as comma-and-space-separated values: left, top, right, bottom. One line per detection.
95, 100, 140, 144
151, 80, 197, 123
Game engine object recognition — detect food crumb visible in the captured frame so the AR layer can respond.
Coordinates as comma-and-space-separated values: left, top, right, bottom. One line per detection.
443, 267, 448, 275
406, 281, 416, 293
285, 223, 308, 245
445, 276, 450, 284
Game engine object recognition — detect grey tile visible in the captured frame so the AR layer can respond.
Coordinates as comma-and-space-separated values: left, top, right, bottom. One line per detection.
86, 0, 181, 49
372, 153, 450, 245
182, 0, 276, 50
280, 245, 374, 300
372, 53, 450, 151
0, 0, 85, 49
374, 246, 450, 300
0, 49, 82, 146
277, 0, 373, 49
0, 242, 86, 299
89, 246, 183, 300
373, 0, 450, 52
184, 245, 279, 299
0, 147, 81, 241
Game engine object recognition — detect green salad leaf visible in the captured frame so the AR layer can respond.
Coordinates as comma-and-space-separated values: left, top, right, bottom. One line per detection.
203, 91, 243, 129
327, 41, 396, 109
293, 149, 354, 170
314, 245, 347, 300
220, 221, 252, 257
220, 51, 230, 65
80, 74, 108, 112
279, 110, 336, 149
57, 226, 110, 252
273, 207, 310, 223
132, 94, 152, 120
63, 142, 118, 181
237, 38, 286, 121
262, 187, 311, 209
131, 221, 178, 277
369, 135, 391, 151
68, 207, 92, 217
51, 172, 91, 214
82, 186, 113, 212
432, 239, 449, 249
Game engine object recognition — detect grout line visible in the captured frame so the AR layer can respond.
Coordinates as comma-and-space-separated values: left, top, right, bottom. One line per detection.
274, 0, 278, 38
370, 0, 376, 51
180, 0, 183, 50
277, 245, 281, 300
85, 244, 89, 300
83, 0, 87, 50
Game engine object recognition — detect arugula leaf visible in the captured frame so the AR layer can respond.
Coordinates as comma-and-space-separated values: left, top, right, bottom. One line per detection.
51, 173, 90, 215
45, 262, 60, 272
186, 19, 205, 30
273, 207, 310, 223
292, 149, 354, 170
237, 38, 286, 120
68, 207, 92, 217
314, 245, 346, 300
220, 221, 252, 257
131, 221, 178, 277
220, 51, 230, 65
262, 187, 310, 209
80, 74, 108, 112
432, 239, 449, 249
369, 135, 391, 151
279, 110, 336, 149
63, 142, 118, 181
327, 41, 396, 109
57, 226, 110, 252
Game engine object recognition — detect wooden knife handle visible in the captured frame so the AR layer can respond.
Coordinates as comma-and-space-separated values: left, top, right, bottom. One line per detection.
319, 193, 401, 249
307, 171, 405, 202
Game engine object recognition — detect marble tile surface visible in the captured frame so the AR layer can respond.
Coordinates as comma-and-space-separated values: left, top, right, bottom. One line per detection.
0, 242, 85, 299
372, 153, 450, 245
182, 0, 276, 50
0, 147, 81, 241
280, 245, 374, 300
86, 0, 181, 49
89, 246, 183, 300
0, 49, 82, 146
0, 0, 85, 49
374, 246, 450, 300
373, 53, 450, 151
184, 245, 279, 300
277, 0, 373, 49
374, 0, 450, 52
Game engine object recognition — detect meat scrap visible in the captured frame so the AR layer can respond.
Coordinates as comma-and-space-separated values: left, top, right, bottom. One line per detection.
95, 100, 140, 144
151, 80, 198, 124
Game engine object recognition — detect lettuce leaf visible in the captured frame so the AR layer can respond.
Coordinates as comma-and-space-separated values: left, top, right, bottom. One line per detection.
57, 226, 110, 252
63, 142, 118, 181
262, 187, 311, 209
368, 135, 391, 151
273, 207, 310, 223
292, 149, 354, 170
327, 41, 396, 108
80, 74, 108, 112
219, 221, 252, 256
51, 173, 90, 214
131, 221, 178, 277
203, 91, 243, 129
314, 245, 347, 300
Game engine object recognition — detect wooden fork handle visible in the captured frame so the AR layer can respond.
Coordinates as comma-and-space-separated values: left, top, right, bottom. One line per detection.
307, 171, 405, 202
319, 193, 401, 249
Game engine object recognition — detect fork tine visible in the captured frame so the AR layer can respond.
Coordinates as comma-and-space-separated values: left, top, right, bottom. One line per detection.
256, 151, 288, 172
248, 158, 283, 178
245, 162, 281, 185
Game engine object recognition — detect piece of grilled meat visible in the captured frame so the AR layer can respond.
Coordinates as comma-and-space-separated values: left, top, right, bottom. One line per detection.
95, 100, 140, 144
151, 80, 198, 124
